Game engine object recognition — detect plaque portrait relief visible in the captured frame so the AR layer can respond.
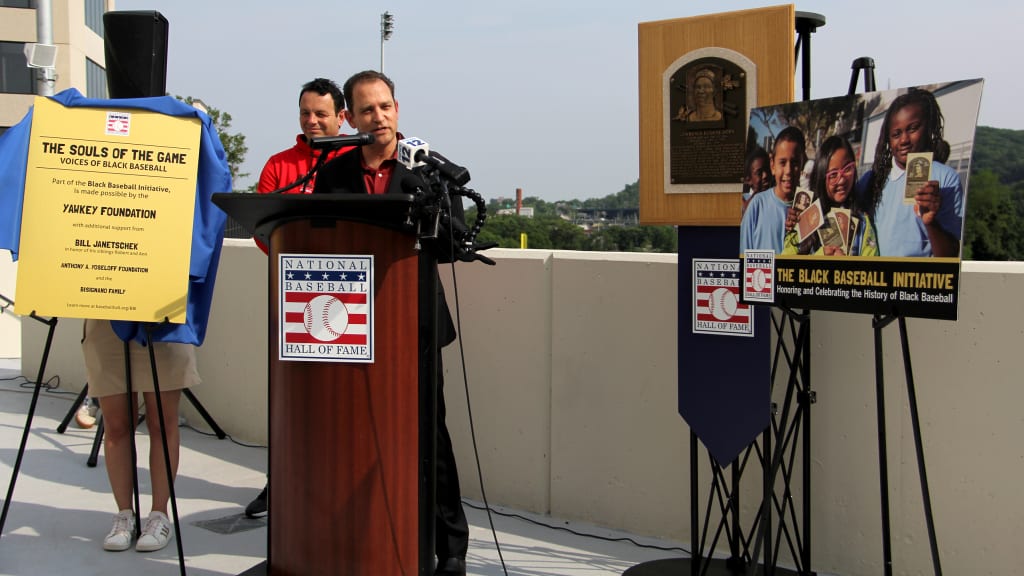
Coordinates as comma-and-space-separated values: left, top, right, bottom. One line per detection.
664, 49, 757, 193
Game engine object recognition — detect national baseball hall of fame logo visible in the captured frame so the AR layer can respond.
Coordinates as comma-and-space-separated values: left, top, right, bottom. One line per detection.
693, 258, 752, 337
278, 254, 374, 362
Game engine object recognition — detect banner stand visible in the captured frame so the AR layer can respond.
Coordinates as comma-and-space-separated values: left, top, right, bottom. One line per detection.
627, 10, 823, 576
871, 315, 943, 576
743, 307, 813, 576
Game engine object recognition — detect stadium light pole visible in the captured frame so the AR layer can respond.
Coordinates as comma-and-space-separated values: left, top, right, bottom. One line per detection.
380, 11, 394, 72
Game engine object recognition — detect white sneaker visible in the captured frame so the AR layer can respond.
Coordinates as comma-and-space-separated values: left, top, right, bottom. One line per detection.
135, 511, 173, 552
103, 509, 135, 551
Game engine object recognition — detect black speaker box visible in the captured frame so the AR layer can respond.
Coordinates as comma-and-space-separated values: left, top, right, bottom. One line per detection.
102, 11, 169, 99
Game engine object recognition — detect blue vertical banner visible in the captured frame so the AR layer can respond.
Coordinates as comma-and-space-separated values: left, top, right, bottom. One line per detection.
678, 226, 769, 465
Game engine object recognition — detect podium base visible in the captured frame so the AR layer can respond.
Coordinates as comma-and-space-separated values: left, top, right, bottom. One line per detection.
623, 558, 804, 576
238, 560, 266, 575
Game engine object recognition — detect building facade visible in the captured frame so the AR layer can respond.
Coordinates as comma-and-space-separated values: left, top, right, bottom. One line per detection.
0, 0, 112, 357
0, 0, 112, 134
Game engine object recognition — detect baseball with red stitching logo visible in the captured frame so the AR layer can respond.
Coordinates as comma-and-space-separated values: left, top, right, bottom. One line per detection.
303, 295, 348, 341
708, 287, 738, 321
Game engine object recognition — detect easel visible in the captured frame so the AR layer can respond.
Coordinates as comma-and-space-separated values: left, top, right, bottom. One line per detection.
0, 295, 223, 576
849, 57, 943, 575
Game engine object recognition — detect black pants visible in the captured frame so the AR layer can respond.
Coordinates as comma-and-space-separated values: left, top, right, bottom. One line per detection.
433, 359, 469, 561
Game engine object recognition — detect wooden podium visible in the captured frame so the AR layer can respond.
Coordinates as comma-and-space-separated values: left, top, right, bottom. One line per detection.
213, 193, 427, 576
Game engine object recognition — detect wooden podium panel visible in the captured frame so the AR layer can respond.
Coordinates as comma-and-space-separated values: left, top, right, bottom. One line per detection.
268, 218, 419, 576
639, 5, 795, 226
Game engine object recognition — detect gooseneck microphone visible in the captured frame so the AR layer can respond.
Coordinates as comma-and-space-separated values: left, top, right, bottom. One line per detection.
310, 132, 375, 149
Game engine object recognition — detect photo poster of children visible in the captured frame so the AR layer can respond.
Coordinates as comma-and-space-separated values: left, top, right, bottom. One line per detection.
738, 79, 984, 321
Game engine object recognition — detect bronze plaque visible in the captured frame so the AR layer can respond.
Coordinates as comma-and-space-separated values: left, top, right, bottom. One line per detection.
668, 57, 748, 186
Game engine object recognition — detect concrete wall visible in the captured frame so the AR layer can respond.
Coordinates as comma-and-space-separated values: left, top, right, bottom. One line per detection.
19, 244, 1024, 576
0, 258, 18, 358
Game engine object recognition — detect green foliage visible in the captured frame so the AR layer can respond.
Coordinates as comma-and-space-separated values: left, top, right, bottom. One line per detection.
966, 126, 1024, 260
175, 96, 249, 190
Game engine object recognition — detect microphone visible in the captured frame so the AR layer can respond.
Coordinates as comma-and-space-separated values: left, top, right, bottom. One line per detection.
310, 133, 375, 149
398, 137, 429, 168
398, 137, 471, 186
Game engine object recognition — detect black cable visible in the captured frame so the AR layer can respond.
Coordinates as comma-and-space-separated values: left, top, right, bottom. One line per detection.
444, 214, 509, 576
460, 500, 692, 555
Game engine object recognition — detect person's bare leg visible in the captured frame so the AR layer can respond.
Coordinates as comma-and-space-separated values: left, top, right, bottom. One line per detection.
143, 389, 181, 515
98, 393, 138, 512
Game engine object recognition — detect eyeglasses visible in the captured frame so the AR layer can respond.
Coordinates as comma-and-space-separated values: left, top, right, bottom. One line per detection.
825, 162, 855, 183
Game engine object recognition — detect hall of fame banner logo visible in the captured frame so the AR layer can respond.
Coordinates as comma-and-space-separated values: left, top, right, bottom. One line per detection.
278, 254, 374, 363
742, 250, 775, 303
693, 259, 752, 337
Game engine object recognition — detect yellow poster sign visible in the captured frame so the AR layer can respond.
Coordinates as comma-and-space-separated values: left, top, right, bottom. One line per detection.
14, 96, 201, 323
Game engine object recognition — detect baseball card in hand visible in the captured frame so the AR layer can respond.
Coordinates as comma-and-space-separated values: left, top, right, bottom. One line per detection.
817, 213, 845, 253
796, 198, 824, 243
904, 152, 933, 205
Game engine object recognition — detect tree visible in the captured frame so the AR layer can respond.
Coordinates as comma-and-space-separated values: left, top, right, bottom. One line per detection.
175, 96, 249, 189
963, 169, 1019, 260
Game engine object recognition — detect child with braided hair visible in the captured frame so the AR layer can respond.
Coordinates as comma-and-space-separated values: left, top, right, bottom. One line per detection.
856, 88, 963, 257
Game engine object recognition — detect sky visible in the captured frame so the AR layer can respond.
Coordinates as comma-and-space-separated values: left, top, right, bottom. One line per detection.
116, 0, 1023, 202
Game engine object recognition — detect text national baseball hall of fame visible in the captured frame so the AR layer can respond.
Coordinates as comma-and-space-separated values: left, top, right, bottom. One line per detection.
693, 258, 752, 337
278, 254, 375, 363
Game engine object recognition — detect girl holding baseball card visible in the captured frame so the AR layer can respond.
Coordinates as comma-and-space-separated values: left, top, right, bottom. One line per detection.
856, 88, 963, 257
784, 136, 878, 256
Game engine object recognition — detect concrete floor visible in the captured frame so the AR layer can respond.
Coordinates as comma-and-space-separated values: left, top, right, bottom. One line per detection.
0, 358, 686, 576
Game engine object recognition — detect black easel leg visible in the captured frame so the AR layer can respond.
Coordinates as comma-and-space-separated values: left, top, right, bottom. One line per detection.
0, 315, 59, 537
124, 340, 142, 537
88, 416, 104, 468
182, 388, 226, 439
872, 315, 894, 576
144, 326, 187, 576
57, 385, 89, 434
897, 317, 943, 576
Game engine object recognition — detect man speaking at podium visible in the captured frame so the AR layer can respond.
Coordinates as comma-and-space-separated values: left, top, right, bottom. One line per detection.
313, 70, 470, 576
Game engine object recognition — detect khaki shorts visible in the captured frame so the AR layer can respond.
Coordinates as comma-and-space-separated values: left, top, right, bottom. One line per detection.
82, 319, 201, 398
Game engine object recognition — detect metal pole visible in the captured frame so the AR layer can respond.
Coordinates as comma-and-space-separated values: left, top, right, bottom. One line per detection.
35, 0, 55, 96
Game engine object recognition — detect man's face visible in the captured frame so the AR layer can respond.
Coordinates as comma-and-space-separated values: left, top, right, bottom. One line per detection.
771, 139, 804, 201
299, 91, 343, 142
888, 103, 926, 169
345, 79, 399, 151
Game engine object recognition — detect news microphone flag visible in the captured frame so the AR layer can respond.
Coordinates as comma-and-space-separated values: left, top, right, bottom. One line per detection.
279, 254, 375, 363
397, 137, 428, 168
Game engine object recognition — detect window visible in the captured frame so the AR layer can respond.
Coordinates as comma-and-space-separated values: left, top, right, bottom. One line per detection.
0, 42, 35, 94
86, 57, 107, 99
0, 1, 32, 8
85, 0, 105, 36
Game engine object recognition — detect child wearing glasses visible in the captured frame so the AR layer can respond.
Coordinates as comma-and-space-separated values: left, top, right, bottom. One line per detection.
857, 88, 963, 257
783, 136, 877, 256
